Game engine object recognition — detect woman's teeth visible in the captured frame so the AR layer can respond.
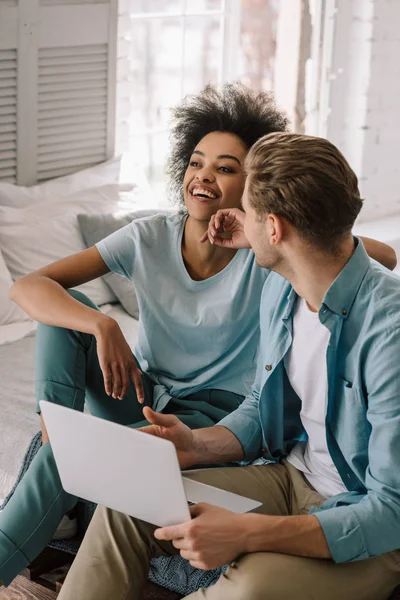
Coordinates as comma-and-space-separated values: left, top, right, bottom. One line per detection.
192, 187, 217, 199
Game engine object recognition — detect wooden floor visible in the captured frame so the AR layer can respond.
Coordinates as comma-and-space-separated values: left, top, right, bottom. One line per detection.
0, 576, 57, 600
0, 548, 181, 600
0, 576, 182, 600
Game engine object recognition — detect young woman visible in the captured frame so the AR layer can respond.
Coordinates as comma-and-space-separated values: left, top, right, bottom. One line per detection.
0, 83, 396, 588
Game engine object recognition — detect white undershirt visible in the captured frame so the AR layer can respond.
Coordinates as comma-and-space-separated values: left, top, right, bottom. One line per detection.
286, 298, 347, 498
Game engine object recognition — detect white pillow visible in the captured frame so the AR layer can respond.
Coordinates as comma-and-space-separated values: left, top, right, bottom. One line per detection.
0, 156, 123, 208
0, 156, 152, 208
0, 184, 142, 307
0, 250, 30, 326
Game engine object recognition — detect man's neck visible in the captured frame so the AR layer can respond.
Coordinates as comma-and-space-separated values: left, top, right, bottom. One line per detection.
279, 237, 356, 312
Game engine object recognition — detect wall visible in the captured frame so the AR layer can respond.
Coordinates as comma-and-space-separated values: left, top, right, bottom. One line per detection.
325, 0, 400, 223
274, 0, 303, 130
114, 0, 131, 155
360, 0, 400, 222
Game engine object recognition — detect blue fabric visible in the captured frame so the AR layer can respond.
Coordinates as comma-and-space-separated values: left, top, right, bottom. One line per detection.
149, 555, 225, 594
96, 213, 269, 411
220, 238, 400, 564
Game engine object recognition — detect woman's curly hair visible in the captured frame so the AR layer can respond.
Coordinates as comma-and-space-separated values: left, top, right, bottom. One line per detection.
166, 82, 289, 206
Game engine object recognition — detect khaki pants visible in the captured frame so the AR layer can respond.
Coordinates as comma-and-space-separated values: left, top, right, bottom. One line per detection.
58, 462, 400, 600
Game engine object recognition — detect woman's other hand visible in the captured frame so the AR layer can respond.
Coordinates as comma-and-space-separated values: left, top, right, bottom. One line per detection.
200, 208, 250, 249
95, 318, 144, 402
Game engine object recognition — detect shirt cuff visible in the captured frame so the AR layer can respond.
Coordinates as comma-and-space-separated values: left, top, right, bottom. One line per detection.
95, 240, 116, 273
217, 413, 262, 461
313, 505, 369, 563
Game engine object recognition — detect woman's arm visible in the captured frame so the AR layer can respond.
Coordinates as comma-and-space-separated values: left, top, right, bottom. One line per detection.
360, 236, 397, 271
9, 246, 112, 335
10, 247, 144, 402
203, 213, 398, 272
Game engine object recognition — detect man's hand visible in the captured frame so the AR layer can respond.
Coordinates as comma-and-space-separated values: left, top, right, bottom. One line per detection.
140, 409, 244, 467
200, 208, 250, 249
140, 407, 198, 469
154, 503, 248, 570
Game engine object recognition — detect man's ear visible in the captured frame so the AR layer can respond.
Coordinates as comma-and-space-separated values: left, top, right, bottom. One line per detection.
267, 213, 284, 245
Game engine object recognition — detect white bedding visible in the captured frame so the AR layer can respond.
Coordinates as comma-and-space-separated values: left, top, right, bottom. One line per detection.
0, 303, 139, 348
0, 320, 37, 346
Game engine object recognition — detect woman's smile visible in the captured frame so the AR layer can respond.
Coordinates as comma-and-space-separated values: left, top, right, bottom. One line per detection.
188, 183, 220, 203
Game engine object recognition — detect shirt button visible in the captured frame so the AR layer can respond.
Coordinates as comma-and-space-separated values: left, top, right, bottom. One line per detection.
265, 364, 272, 371
342, 309, 348, 316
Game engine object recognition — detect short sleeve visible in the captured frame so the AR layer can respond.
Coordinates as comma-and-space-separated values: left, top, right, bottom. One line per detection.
96, 222, 137, 280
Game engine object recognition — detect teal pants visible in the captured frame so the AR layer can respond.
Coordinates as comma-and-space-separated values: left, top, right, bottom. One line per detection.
0, 290, 243, 587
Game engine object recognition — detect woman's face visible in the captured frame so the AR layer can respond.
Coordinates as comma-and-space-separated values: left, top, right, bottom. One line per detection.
183, 131, 247, 222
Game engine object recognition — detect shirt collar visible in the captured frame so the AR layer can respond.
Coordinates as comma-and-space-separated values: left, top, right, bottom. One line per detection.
283, 287, 298, 320
321, 237, 370, 319
282, 237, 370, 321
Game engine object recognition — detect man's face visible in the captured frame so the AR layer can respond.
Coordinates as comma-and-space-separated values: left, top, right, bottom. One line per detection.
242, 179, 282, 271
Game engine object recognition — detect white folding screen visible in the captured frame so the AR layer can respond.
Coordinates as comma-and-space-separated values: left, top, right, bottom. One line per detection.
0, 47, 17, 182
0, 0, 117, 185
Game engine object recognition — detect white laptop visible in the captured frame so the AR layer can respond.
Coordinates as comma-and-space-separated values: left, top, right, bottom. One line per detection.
40, 401, 262, 527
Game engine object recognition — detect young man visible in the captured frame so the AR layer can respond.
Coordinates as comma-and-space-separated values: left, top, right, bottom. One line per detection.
58, 133, 400, 600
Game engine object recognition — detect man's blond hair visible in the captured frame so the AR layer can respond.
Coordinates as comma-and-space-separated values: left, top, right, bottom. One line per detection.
245, 132, 363, 250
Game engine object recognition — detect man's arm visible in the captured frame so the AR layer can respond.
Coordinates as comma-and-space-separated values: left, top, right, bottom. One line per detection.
155, 504, 331, 571
141, 347, 265, 468
314, 326, 400, 563
156, 324, 400, 568
242, 513, 330, 559
192, 426, 244, 464
140, 408, 245, 469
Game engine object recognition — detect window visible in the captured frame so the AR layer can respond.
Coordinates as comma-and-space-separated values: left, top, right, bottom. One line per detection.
117, 0, 282, 203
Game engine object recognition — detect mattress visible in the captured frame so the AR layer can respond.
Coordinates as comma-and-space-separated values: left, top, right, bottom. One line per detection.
0, 304, 139, 500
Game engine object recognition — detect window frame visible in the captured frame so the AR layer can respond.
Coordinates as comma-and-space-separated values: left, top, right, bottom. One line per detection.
117, 0, 243, 164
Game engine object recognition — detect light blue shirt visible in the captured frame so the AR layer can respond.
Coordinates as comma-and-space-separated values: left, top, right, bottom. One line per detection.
219, 239, 400, 564
96, 213, 269, 410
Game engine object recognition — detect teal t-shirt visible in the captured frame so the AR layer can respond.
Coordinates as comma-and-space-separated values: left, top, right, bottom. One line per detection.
96, 213, 269, 410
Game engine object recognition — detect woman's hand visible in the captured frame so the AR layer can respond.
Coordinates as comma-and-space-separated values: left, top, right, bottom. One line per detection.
139, 407, 197, 469
200, 208, 250, 249
95, 317, 144, 402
